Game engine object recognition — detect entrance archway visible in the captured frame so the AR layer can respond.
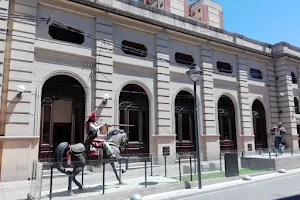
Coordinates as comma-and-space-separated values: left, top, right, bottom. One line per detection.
218, 95, 237, 151
119, 84, 149, 155
175, 91, 196, 153
39, 75, 85, 161
252, 99, 268, 149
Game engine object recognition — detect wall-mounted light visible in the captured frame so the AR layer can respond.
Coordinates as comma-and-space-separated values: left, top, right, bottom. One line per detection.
17, 85, 25, 98
103, 93, 110, 105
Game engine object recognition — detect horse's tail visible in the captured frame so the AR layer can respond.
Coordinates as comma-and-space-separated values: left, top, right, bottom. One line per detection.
54, 142, 70, 175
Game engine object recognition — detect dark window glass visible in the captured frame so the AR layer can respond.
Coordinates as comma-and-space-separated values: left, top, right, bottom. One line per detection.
48, 24, 84, 44
175, 52, 194, 66
121, 40, 147, 57
250, 68, 263, 79
294, 97, 300, 114
217, 61, 232, 73
291, 72, 297, 84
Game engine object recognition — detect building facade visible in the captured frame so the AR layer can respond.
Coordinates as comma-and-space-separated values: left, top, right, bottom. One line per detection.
0, 0, 300, 181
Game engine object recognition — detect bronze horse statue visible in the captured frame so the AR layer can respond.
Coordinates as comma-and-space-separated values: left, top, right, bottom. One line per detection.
54, 129, 129, 194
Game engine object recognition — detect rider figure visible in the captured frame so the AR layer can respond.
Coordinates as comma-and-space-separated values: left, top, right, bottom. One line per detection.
86, 111, 117, 159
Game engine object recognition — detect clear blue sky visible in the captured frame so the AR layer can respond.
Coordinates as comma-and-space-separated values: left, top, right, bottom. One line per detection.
216, 0, 300, 47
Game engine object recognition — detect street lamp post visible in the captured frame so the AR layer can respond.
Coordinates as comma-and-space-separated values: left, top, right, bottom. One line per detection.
186, 63, 203, 189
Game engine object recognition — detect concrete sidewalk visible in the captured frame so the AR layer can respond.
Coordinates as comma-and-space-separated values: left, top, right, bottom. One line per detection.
41, 176, 179, 200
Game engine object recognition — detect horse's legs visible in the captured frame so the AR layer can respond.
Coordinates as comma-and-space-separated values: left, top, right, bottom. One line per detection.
118, 157, 129, 173
68, 174, 73, 194
110, 162, 122, 184
72, 166, 83, 189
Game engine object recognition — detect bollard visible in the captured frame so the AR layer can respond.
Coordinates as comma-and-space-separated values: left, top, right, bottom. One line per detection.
193, 152, 196, 174
275, 150, 278, 158
268, 151, 271, 159
179, 156, 182, 182
291, 148, 294, 156
164, 154, 167, 177
189, 155, 192, 181
259, 149, 261, 155
150, 155, 153, 176
81, 167, 84, 186
102, 162, 105, 195
130, 194, 143, 200
219, 152, 222, 171
144, 159, 147, 188
49, 164, 53, 200
241, 150, 245, 168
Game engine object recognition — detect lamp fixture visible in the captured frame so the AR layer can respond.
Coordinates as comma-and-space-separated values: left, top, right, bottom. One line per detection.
185, 63, 203, 82
17, 85, 26, 98
103, 93, 110, 105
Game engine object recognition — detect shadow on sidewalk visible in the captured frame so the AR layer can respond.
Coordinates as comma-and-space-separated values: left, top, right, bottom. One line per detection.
277, 194, 300, 200
44, 185, 103, 198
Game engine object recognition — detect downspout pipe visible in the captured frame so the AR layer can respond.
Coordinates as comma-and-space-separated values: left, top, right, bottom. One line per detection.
0, 0, 14, 135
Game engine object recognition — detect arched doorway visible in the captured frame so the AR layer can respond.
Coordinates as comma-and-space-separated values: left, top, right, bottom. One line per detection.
218, 95, 237, 151
252, 99, 268, 149
39, 75, 85, 161
119, 84, 149, 155
175, 91, 196, 153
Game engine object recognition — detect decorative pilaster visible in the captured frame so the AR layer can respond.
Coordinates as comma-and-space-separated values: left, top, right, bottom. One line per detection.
154, 32, 175, 162
266, 61, 280, 148
275, 58, 298, 150
267, 61, 280, 126
95, 16, 114, 125
0, 0, 37, 182
237, 55, 252, 151
201, 45, 219, 158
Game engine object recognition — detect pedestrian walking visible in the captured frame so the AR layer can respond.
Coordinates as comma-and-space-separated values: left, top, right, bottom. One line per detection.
270, 122, 286, 153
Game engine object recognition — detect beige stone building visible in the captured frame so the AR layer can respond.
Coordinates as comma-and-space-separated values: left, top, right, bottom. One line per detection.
0, 0, 300, 181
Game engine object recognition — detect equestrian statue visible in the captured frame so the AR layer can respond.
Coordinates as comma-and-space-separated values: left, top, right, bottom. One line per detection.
54, 111, 131, 194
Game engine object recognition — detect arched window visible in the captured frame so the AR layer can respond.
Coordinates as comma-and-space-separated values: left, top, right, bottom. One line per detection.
121, 40, 147, 57
175, 91, 195, 153
250, 68, 263, 80
291, 72, 297, 84
175, 52, 194, 66
217, 61, 232, 74
218, 95, 237, 151
119, 84, 149, 155
252, 99, 268, 149
294, 97, 300, 114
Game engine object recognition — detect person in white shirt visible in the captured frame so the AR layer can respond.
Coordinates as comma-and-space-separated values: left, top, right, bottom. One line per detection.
270, 122, 286, 151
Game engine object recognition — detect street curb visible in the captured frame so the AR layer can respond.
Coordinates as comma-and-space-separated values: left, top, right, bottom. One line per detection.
188, 171, 274, 188
154, 170, 300, 200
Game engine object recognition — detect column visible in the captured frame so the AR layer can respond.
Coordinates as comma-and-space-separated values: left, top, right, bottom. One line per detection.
200, 45, 219, 159
154, 32, 175, 164
95, 16, 114, 125
275, 58, 298, 150
237, 54, 253, 152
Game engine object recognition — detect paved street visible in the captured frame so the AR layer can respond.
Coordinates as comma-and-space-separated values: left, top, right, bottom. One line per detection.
160, 172, 300, 200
